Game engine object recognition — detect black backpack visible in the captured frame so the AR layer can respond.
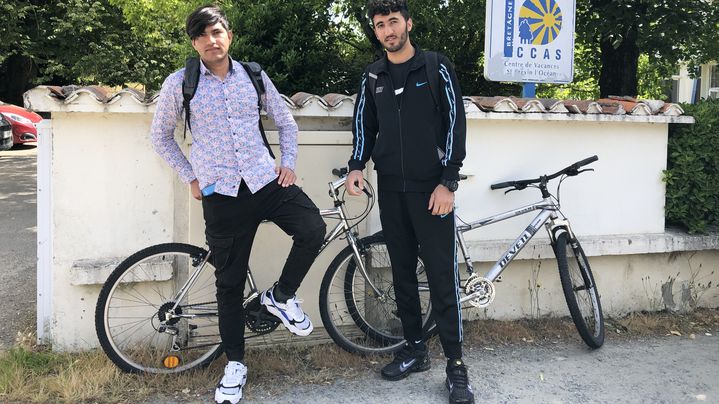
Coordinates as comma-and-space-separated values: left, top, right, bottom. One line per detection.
182, 57, 275, 159
366, 51, 442, 111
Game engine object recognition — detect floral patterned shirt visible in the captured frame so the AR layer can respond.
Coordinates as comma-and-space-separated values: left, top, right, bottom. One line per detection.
150, 58, 298, 195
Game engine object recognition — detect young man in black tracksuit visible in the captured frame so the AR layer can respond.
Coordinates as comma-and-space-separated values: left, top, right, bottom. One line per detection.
346, 1, 473, 403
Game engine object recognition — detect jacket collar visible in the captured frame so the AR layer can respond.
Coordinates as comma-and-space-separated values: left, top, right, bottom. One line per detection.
374, 44, 426, 73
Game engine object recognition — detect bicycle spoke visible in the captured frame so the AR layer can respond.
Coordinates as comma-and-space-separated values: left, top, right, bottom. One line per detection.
97, 246, 222, 373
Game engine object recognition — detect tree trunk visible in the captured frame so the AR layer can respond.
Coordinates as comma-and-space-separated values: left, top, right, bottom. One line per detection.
0, 55, 38, 106
598, 24, 640, 98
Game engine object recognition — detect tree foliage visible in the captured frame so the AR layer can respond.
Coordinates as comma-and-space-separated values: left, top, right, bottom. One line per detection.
0, 0, 178, 104
225, 0, 361, 95
576, 0, 719, 97
665, 99, 719, 233
1, 0, 717, 103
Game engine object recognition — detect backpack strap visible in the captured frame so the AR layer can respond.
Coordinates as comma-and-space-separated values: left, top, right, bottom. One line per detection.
240, 61, 276, 160
424, 51, 441, 112
182, 57, 201, 137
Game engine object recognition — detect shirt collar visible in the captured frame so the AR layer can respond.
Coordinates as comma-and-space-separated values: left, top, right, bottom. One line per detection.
199, 57, 235, 76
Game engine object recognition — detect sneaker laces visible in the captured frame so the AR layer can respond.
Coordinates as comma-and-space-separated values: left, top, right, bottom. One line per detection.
447, 364, 469, 390
282, 296, 306, 318
222, 361, 246, 386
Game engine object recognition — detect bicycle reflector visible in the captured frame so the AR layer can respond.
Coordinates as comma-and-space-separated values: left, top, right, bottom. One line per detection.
162, 355, 181, 369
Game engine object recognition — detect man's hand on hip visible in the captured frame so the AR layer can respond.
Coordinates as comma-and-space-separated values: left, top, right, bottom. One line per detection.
428, 184, 455, 216
346, 170, 365, 196
276, 166, 297, 187
190, 179, 202, 201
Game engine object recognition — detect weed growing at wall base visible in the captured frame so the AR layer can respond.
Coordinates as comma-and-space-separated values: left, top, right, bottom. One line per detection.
2, 311, 718, 402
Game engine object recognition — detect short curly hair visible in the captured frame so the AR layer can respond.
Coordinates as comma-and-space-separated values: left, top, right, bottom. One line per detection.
367, 0, 410, 22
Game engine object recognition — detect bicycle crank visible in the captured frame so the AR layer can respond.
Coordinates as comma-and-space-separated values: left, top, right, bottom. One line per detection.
464, 275, 495, 308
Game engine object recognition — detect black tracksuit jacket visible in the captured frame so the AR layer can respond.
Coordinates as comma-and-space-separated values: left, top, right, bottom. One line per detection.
348, 47, 466, 192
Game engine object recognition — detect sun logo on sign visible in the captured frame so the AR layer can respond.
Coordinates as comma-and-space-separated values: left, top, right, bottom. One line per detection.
518, 0, 563, 45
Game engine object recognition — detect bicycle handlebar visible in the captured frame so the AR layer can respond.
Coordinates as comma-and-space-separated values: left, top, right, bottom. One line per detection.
332, 167, 349, 178
490, 155, 598, 190
330, 167, 371, 197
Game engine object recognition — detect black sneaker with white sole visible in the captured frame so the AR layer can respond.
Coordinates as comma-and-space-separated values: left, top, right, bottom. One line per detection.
380, 341, 431, 381
446, 359, 474, 404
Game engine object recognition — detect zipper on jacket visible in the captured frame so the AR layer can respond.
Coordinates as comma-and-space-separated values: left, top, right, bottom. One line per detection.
388, 54, 425, 192
388, 69, 407, 192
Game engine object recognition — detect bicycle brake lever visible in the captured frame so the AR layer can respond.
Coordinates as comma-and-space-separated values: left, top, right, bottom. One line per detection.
504, 188, 518, 195
577, 168, 594, 174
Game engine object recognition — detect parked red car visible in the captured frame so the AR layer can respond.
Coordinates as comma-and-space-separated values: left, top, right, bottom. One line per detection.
0, 114, 12, 151
0, 103, 42, 148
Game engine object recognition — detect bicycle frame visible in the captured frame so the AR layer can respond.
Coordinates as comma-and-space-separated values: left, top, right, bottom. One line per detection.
455, 196, 570, 305
167, 175, 384, 317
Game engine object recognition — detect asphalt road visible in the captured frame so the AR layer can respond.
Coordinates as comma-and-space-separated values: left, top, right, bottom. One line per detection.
0, 144, 37, 350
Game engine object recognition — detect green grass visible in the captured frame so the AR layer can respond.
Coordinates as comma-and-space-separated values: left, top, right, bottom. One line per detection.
1, 309, 717, 403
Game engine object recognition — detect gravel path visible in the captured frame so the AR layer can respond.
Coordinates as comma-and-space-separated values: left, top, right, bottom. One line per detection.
247, 335, 718, 403
0, 145, 37, 350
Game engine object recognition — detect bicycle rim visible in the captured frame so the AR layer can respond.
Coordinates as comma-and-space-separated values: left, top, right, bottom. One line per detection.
557, 234, 605, 348
97, 245, 222, 373
321, 236, 432, 355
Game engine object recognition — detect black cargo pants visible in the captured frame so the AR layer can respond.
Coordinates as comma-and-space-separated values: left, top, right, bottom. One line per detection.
202, 179, 326, 361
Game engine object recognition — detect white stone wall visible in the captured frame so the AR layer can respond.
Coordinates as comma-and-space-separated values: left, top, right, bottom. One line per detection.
25, 88, 717, 351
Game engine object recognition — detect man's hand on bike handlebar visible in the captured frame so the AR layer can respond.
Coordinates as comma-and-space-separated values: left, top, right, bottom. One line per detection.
346, 170, 365, 196
190, 179, 202, 201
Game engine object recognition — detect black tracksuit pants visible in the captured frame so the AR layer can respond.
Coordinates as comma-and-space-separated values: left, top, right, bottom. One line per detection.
378, 189, 463, 359
202, 179, 326, 361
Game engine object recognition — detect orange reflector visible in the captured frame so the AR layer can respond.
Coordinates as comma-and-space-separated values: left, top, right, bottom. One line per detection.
162, 355, 181, 369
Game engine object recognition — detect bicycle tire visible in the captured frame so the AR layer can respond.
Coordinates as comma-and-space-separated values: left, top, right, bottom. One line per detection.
554, 232, 605, 348
319, 233, 435, 355
95, 243, 223, 373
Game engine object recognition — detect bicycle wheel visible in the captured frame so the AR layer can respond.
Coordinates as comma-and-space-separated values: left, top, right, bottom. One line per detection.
95, 243, 223, 373
554, 232, 605, 348
319, 233, 435, 355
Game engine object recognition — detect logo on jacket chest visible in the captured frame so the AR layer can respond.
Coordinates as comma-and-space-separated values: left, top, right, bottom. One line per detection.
376, 86, 384, 94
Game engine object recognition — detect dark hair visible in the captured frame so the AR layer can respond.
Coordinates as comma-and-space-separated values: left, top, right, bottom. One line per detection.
185, 4, 230, 39
367, 0, 410, 22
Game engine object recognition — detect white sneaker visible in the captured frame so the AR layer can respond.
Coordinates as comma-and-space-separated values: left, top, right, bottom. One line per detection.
261, 284, 313, 336
214, 361, 247, 404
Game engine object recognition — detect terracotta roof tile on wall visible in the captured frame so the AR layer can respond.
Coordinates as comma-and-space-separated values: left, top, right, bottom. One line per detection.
38, 86, 686, 117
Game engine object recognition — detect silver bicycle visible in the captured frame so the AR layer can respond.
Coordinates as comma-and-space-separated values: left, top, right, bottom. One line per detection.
95, 168, 432, 373
320, 156, 605, 354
